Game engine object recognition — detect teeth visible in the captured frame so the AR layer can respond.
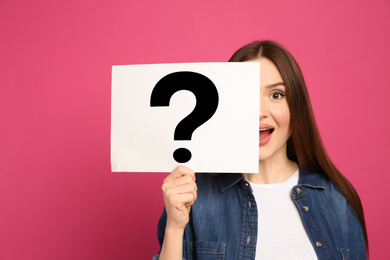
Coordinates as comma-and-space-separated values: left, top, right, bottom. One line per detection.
259, 128, 271, 131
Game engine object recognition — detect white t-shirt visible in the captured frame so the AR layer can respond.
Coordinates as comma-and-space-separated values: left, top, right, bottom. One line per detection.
247, 170, 318, 260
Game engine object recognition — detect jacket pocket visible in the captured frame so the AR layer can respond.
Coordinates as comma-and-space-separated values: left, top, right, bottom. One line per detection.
340, 248, 350, 260
190, 241, 226, 260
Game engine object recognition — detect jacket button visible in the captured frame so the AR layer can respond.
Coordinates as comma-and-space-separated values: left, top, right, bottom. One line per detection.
247, 236, 250, 244
302, 206, 309, 211
316, 241, 322, 247
249, 201, 252, 208
295, 187, 301, 194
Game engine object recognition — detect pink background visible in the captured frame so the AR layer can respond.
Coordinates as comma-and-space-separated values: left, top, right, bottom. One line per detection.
1, 0, 389, 259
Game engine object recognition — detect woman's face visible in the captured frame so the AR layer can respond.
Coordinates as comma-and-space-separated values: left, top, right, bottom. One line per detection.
246, 58, 291, 162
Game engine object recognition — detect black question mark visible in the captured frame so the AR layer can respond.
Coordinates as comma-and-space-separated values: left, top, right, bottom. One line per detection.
150, 71, 219, 163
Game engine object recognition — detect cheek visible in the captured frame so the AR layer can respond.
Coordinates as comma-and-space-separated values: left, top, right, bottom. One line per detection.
284, 111, 291, 129
276, 108, 291, 134
276, 107, 290, 124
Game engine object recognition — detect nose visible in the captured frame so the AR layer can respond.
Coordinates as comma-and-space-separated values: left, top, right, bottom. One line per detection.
259, 97, 268, 119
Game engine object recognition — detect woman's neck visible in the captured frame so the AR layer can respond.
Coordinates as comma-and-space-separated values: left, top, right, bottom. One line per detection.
244, 154, 298, 184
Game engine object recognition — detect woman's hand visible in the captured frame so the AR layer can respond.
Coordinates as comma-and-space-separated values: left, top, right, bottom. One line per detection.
159, 166, 197, 260
162, 165, 198, 231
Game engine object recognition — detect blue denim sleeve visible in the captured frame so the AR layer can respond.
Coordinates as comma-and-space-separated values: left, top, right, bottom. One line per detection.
152, 206, 167, 259
347, 205, 367, 259
157, 207, 167, 248
153, 207, 188, 260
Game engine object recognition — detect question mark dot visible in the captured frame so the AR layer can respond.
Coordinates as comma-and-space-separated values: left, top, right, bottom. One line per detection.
173, 148, 192, 163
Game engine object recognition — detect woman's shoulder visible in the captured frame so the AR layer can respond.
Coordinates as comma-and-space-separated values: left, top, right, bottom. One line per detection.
195, 172, 247, 196
194, 173, 219, 190
297, 167, 352, 216
299, 167, 345, 194
193, 173, 245, 210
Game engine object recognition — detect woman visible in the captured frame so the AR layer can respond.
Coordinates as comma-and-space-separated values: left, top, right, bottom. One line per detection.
153, 41, 368, 260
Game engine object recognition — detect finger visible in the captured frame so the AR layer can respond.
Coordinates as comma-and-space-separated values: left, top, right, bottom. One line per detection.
162, 174, 196, 191
164, 165, 195, 183
164, 181, 197, 201
168, 182, 197, 195
164, 182, 197, 199
167, 192, 197, 210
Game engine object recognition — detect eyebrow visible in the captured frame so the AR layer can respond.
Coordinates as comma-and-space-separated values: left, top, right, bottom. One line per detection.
265, 82, 285, 89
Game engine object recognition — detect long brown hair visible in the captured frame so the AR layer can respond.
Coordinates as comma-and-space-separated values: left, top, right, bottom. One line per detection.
229, 40, 368, 256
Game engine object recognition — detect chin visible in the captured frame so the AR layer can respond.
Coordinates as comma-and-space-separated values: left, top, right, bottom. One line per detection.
258, 153, 273, 162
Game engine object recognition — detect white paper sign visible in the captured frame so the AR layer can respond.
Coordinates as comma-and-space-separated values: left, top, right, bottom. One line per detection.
111, 62, 259, 173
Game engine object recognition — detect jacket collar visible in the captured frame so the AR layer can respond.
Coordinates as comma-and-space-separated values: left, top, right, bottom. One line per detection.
218, 167, 326, 193
219, 173, 244, 193
298, 167, 326, 189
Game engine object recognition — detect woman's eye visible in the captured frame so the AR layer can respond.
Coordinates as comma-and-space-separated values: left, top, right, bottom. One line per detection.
270, 92, 285, 100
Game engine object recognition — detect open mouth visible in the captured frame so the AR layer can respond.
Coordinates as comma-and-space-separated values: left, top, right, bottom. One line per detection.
259, 128, 274, 140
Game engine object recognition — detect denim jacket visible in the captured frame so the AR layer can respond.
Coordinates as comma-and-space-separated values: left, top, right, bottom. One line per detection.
153, 168, 366, 260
